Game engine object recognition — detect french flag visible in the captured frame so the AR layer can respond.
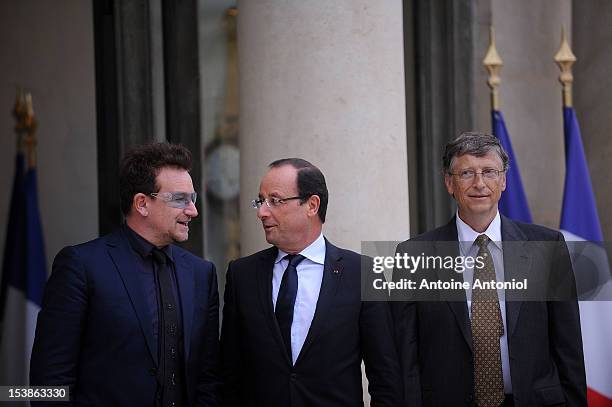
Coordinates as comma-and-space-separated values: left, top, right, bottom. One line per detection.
492, 109, 532, 223
560, 106, 612, 406
0, 152, 47, 386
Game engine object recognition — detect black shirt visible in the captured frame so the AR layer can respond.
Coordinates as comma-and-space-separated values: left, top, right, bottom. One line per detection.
122, 224, 183, 346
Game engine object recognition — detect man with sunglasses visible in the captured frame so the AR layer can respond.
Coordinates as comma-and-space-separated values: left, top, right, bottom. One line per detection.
220, 158, 401, 406
31, 143, 220, 406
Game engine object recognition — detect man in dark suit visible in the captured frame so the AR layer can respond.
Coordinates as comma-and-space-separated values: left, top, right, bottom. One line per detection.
30, 143, 220, 406
220, 158, 401, 406
393, 132, 586, 407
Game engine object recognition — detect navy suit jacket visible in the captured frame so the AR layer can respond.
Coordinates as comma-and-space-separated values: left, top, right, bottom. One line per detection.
392, 216, 587, 407
220, 239, 402, 407
30, 228, 221, 406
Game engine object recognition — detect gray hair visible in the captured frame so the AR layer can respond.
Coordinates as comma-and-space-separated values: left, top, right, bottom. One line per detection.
442, 132, 509, 174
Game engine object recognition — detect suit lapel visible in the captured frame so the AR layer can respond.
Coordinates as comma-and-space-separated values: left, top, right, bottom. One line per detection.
501, 216, 530, 336
256, 247, 291, 364
173, 250, 195, 360
437, 219, 473, 352
436, 216, 532, 349
294, 239, 342, 366
106, 230, 158, 365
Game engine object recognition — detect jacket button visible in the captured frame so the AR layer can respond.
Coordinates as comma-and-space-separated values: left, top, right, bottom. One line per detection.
149, 368, 157, 376
290, 373, 297, 381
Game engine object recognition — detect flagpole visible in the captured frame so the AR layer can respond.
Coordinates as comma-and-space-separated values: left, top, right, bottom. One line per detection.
554, 27, 576, 108
13, 90, 27, 154
483, 26, 503, 111
482, 26, 533, 223
23, 93, 38, 169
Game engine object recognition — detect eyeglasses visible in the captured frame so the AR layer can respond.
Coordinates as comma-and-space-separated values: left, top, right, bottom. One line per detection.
150, 192, 197, 208
447, 168, 504, 181
251, 196, 304, 209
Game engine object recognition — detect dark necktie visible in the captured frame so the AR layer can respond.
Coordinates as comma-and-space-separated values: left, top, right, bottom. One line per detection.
471, 234, 505, 407
275, 254, 305, 361
152, 248, 183, 407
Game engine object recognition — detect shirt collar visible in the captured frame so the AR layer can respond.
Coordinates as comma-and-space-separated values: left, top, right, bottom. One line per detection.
455, 210, 502, 251
123, 223, 174, 263
275, 233, 326, 265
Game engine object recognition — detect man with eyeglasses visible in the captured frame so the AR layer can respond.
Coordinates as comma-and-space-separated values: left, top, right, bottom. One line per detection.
31, 143, 221, 406
392, 132, 586, 406
220, 158, 401, 406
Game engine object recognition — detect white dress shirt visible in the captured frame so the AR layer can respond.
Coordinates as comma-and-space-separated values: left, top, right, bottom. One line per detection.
456, 211, 513, 394
272, 233, 325, 365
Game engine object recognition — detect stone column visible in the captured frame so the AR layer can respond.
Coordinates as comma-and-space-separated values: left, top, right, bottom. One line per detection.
237, 0, 410, 256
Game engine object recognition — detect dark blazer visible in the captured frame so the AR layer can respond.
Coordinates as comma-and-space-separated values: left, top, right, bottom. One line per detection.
220, 239, 401, 407
393, 216, 587, 407
30, 228, 221, 406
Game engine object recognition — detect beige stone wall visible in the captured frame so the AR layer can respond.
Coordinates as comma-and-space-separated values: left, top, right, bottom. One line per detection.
474, 0, 572, 229
573, 0, 612, 240
0, 0, 98, 278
